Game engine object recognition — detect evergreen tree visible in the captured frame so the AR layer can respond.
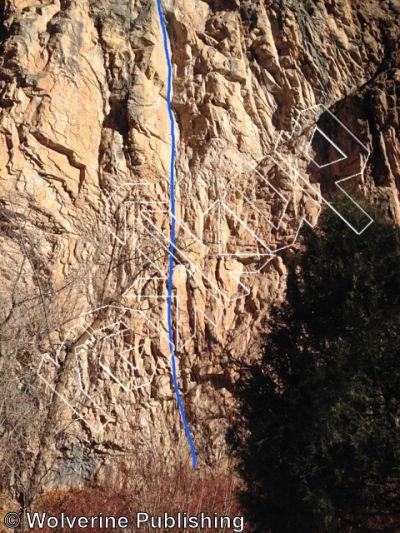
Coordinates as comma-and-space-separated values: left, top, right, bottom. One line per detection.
229, 197, 400, 533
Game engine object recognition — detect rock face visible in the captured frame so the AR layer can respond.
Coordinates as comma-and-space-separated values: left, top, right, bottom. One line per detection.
0, 0, 399, 490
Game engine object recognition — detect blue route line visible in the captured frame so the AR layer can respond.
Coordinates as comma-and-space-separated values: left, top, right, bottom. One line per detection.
156, 0, 197, 469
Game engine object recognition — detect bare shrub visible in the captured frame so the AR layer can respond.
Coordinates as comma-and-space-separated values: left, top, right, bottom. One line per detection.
33, 458, 250, 533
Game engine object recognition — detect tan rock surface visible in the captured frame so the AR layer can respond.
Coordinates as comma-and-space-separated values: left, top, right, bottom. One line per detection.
0, 0, 399, 493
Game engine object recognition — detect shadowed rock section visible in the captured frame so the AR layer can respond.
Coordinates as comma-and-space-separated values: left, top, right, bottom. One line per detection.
0, 0, 399, 503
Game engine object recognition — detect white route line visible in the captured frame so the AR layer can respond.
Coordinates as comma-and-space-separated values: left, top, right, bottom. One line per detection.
106, 183, 168, 246
132, 210, 273, 350
38, 305, 173, 431
98, 323, 157, 392
306, 126, 347, 169
247, 155, 323, 252
38, 324, 110, 433
39, 105, 373, 432
272, 104, 373, 235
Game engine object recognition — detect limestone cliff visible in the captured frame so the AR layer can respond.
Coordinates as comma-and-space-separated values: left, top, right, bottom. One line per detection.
0, 0, 399, 496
